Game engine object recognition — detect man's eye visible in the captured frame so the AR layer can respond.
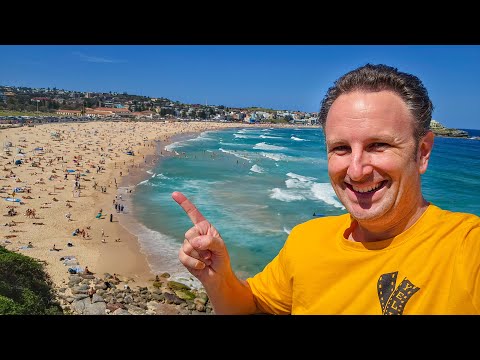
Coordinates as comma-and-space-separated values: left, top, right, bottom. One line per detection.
370, 143, 389, 150
331, 146, 350, 154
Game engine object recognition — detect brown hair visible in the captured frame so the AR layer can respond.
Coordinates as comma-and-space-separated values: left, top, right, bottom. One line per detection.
318, 63, 433, 142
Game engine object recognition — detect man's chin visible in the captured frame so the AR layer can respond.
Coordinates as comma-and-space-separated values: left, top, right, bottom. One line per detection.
346, 205, 384, 222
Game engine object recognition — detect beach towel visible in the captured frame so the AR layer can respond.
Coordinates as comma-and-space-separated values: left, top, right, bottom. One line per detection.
67, 265, 84, 274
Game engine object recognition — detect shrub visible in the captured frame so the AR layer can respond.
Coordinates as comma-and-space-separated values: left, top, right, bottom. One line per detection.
0, 246, 63, 315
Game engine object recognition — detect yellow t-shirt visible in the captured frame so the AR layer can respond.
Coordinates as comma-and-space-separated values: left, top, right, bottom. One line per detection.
246, 204, 480, 315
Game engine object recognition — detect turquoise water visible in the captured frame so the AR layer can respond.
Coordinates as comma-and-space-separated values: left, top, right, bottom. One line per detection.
124, 126, 480, 286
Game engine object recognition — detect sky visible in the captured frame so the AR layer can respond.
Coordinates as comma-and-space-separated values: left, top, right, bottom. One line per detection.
0, 45, 479, 130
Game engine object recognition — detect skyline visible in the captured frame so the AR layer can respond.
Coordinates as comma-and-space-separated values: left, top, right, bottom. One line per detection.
0, 45, 479, 129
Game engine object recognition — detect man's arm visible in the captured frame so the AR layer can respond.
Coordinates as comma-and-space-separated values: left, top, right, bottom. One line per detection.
172, 191, 259, 314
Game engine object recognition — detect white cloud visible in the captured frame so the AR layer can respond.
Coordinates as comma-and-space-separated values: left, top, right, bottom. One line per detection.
73, 51, 126, 63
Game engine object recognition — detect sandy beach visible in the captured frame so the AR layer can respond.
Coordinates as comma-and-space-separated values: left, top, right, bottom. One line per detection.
0, 120, 276, 295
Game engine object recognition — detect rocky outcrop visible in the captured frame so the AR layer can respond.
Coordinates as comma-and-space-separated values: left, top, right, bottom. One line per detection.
55, 272, 213, 315
430, 120, 469, 138
432, 128, 469, 137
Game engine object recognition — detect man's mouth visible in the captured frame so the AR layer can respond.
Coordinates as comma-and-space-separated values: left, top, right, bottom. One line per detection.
346, 180, 387, 195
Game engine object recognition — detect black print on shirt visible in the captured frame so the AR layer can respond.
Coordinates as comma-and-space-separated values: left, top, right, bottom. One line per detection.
377, 271, 420, 315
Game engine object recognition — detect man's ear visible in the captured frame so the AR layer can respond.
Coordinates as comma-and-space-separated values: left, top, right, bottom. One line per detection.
418, 130, 434, 175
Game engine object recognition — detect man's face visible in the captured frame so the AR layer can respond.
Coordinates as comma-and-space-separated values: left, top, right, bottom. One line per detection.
325, 90, 432, 226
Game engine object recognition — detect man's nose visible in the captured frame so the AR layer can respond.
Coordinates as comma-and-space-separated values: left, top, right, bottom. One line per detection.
347, 150, 373, 181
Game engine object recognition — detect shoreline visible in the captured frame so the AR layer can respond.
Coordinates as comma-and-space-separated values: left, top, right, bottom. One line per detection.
113, 129, 226, 290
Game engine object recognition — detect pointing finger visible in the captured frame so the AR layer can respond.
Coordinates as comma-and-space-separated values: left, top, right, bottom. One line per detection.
172, 191, 207, 225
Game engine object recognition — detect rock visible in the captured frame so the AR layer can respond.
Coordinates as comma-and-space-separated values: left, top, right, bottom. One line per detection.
152, 281, 162, 288
194, 297, 207, 306
68, 274, 82, 283
106, 302, 125, 312
125, 305, 146, 315
151, 293, 165, 301
151, 288, 163, 295
67, 277, 83, 287
197, 292, 208, 301
71, 287, 88, 295
155, 303, 181, 315
91, 293, 104, 303
163, 292, 184, 305
80, 274, 96, 280
173, 289, 196, 301
95, 283, 108, 290
167, 280, 191, 291
195, 303, 206, 312
175, 307, 191, 315
74, 294, 88, 300
72, 298, 107, 315
146, 301, 160, 311
112, 308, 130, 315
191, 310, 209, 315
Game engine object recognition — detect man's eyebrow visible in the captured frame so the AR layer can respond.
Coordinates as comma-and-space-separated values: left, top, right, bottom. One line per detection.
325, 138, 345, 148
326, 135, 398, 147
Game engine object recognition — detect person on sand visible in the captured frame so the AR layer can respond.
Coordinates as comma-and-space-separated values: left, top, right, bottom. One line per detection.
171, 63, 480, 315
87, 285, 96, 304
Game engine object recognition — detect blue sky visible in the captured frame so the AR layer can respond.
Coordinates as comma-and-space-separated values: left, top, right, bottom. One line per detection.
0, 45, 479, 130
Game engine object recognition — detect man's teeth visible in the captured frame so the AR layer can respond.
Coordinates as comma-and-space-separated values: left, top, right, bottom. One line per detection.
352, 182, 382, 193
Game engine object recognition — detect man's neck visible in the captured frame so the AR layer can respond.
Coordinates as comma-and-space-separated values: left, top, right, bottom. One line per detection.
348, 201, 430, 242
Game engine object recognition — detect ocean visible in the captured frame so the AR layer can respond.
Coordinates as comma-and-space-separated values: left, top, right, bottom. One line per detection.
119, 126, 480, 288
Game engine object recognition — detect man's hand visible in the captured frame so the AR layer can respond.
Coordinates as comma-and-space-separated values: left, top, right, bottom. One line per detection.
172, 191, 231, 284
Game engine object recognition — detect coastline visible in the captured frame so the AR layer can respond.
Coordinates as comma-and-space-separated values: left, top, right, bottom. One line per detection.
112, 128, 245, 290
0, 120, 291, 308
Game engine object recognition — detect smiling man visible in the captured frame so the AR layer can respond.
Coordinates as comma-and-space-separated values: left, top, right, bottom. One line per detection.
325, 89, 434, 241
172, 64, 480, 315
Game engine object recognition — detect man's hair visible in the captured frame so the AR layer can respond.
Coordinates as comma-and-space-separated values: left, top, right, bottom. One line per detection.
318, 63, 434, 141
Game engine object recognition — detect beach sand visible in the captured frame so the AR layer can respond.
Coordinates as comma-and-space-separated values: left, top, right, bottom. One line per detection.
0, 120, 276, 295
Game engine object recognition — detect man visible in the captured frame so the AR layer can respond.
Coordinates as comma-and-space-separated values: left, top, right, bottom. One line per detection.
88, 284, 96, 304
172, 64, 480, 315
